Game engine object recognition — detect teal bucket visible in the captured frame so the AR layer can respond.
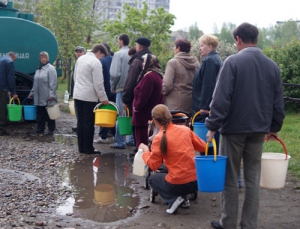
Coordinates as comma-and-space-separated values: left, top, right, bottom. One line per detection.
22, 98, 37, 121
194, 139, 227, 192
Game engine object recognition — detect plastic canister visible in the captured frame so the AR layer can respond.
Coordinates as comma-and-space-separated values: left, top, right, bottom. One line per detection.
133, 149, 148, 176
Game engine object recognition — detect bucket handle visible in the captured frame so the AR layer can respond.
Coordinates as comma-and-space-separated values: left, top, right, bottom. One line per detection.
93, 101, 119, 114
46, 98, 58, 107
22, 97, 33, 105
22, 97, 28, 105
121, 108, 130, 117
265, 136, 288, 160
191, 111, 201, 125
205, 138, 217, 161
191, 110, 210, 125
9, 97, 21, 105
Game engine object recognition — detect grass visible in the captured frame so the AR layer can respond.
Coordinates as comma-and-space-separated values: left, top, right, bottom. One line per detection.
57, 78, 68, 103
263, 111, 300, 179
57, 79, 69, 113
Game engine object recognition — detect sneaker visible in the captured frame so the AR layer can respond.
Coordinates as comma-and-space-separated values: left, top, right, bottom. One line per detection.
109, 143, 125, 149
126, 142, 135, 146
180, 199, 190, 208
94, 137, 109, 144
166, 196, 184, 214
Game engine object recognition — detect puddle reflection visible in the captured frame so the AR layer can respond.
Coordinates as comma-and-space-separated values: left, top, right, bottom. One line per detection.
57, 153, 139, 223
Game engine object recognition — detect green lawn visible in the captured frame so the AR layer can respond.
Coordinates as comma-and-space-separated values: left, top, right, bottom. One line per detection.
57, 78, 68, 103
263, 111, 300, 179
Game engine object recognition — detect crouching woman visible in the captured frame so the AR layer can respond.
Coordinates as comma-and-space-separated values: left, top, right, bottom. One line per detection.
139, 104, 206, 214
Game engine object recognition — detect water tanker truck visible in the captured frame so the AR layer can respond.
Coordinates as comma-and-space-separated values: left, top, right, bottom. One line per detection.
0, 1, 59, 101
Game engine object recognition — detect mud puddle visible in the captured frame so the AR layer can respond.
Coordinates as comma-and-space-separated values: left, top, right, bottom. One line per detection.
56, 153, 139, 223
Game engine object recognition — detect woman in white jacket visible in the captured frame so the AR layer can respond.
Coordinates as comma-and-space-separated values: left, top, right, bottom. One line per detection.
28, 51, 57, 135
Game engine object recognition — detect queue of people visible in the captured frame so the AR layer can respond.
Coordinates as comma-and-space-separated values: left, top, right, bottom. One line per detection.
0, 22, 285, 229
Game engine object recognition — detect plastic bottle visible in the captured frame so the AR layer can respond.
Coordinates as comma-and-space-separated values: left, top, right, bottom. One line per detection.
133, 149, 148, 176
64, 90, 69, 104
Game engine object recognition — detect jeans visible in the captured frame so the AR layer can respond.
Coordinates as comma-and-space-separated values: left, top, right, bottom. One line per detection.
219, 133, 265, 229
114, 92, 126, 147
149, 172, 197, 205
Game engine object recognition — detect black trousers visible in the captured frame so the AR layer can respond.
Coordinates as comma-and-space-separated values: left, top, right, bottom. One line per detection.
75, 99, 97, 153
37, 106, 56, 132
0, 90, 7, 133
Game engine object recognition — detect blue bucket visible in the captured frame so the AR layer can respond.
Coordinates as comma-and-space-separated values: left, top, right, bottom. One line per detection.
193, 122, 212, 147
22, 98, 37, 121
195, 139, 227, 192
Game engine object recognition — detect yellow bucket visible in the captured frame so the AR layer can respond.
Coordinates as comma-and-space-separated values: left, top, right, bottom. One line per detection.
93, 184, 116, 205
93, 102, 119, 127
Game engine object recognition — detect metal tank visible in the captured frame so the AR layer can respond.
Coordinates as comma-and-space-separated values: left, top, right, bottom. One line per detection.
0, 1, 58, 76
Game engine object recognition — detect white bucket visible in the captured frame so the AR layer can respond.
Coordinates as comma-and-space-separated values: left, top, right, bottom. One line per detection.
46, 103, 60, 120
260, 152, 291, 189
68, 100, 76, 116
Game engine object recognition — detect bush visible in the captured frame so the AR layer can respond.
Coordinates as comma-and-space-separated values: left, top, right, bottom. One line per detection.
263, 39, 300, 110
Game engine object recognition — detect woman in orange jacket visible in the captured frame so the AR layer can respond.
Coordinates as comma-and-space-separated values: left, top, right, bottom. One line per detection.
140, 104, 206, 214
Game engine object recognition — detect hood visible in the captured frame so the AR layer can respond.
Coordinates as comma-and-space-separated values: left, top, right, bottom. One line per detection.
174, 52, 199, 70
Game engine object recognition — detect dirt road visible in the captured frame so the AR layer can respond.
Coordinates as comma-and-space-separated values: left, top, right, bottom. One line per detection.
0, 110, 299, 229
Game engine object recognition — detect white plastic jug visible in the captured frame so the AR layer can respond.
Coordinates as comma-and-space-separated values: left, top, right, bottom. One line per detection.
133, 149, 148, 176
64, 90, 69, 104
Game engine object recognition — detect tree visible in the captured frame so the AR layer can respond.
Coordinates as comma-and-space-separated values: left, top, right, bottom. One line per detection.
189, 22, 203, 40
270, 20, 300, 47
36, 0, 98, 79
257, 27, 273, 49
103, 2, 175, 69
216, 22, 236, 44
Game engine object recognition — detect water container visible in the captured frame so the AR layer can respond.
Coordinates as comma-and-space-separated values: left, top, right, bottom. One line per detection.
64, 90, 69, 104
133, 149, 148, 176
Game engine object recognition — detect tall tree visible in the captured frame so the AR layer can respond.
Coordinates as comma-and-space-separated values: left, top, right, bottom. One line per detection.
36, 0, 98, 78
216, 22, 236, 44
103, 2, 175, 69
189, 22, 203, 40
257, 27, 273, 49
273, 20, 300, 47
12, 0, 40, 18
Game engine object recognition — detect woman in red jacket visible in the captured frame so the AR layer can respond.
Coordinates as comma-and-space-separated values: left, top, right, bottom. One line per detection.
140, 104, 206, 214
132, 54, 164, 150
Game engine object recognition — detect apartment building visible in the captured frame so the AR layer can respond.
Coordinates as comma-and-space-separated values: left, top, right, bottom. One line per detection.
95, 0, 170, 21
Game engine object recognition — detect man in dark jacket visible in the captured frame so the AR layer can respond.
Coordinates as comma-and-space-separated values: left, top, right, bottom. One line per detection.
0, 52, 18, 136
206, 23, 285, 229
118, 37, 152, 151
122, 37, 152, 109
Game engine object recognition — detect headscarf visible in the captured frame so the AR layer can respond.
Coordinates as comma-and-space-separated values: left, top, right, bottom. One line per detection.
137, 54, 164, 83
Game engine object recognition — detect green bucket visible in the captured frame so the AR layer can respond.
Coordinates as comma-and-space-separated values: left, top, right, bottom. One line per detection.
7, 98, 22, 122
117, 108, 132, 136
98, 103, 118, 111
